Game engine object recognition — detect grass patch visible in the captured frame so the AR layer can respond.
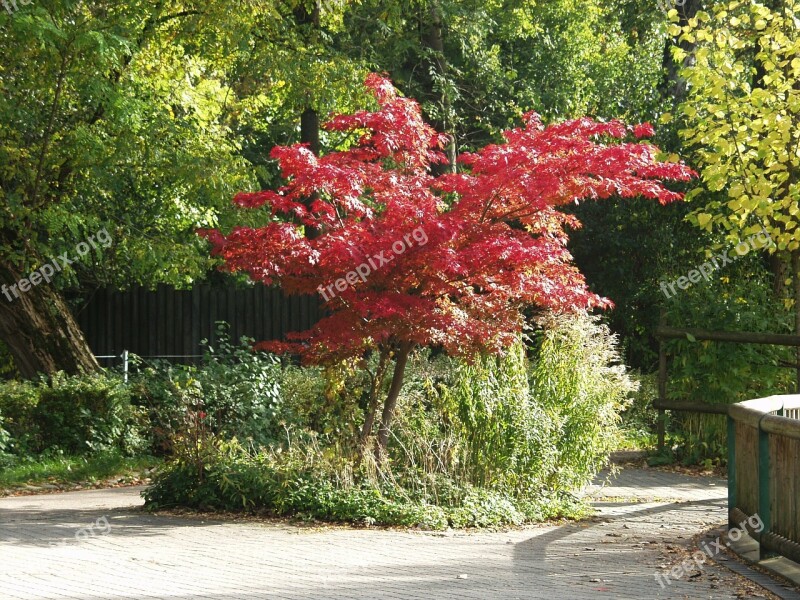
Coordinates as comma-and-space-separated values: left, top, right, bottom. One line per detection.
0, 451, 160, 490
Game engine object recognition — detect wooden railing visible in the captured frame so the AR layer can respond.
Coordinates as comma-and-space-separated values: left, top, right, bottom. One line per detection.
728, 395, 800, 562
653, 326, 800, 450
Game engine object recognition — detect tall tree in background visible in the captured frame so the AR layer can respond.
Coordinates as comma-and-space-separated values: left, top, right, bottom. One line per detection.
670, 0, 800, 383
0, 1, 270, 376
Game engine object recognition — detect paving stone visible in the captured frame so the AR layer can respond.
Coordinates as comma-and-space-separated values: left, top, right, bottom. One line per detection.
0, 468, 785, 599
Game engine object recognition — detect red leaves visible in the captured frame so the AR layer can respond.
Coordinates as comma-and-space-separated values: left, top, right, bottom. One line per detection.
633, 122, 655, 138
199, 75, 696, 364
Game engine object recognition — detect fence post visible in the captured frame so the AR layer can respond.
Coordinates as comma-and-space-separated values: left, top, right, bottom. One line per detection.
657, 314, 667, 453
122, 349, 129, 383
727, 415, 736, 529
757, 414, 772, 560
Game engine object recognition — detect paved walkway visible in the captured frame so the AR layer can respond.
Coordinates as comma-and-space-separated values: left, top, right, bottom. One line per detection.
0, 467, 791, 599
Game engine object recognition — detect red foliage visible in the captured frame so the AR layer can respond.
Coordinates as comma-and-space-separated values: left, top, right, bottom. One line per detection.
199, 75, 695, 364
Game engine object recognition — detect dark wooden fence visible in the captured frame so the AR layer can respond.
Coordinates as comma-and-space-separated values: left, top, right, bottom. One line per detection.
73, 285, 321, 366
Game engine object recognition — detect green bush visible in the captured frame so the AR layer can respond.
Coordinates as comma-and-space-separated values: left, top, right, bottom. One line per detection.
129, 323, 284, 452
0, 379, 39, 454
387, 311, 634, 500
144, 311, 627, 528
0, 411, 11, 461
33, 372, 147, 455
279, 361, 366, 444
389, 343, 558, 500
618, 372, 658, 449
0, 372, 147, 456
531, 312, 637, 490
143, 437, 584, 528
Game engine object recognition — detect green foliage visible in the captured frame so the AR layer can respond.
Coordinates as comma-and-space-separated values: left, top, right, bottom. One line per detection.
0, 372, 146, 456
35, 373, 145, 455
0, 341, 16, 379
129, 323, 284, 452
145, 311, 626, 528
278, 361, 366, 444
0, 1, 261, 289
661, 257, 795, 463
143, 437, 585, 529
566, 195, 702, 369
397, 343, 557, 497
0, 379, 39, 454
342, 0, 669, 154
0, 411, 10, 457
670, 0, 800, 252
531, 313, 638, 490
618, 372, 659, 450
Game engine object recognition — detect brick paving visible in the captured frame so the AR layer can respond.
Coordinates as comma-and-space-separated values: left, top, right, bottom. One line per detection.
0, 467, 788, 599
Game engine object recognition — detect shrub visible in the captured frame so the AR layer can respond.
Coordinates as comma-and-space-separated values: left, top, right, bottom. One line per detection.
0, 379, 39, 454
0, 372, 147, 456
0, 411, 11, 463
618, 372, 658, 449
531, 312, 638, 490
145, 311, 626, 528
33, 372, 147, 455
129, 323, 284, 453
143, 436, 584, 529
388, 344, 558, 501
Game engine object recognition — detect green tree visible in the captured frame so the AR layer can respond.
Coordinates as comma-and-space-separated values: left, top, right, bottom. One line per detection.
670, 0, 800, 377
0, 1, 263, 376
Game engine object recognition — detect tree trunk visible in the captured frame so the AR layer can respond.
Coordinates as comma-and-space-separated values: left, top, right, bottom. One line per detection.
301, 107, 321, 157
359, 348, 390, 445
422, 0, 456, 173
769, 253, 788, 298
659, 0, 702, 106
374, 343, 413, 460
0, 259, 99, 378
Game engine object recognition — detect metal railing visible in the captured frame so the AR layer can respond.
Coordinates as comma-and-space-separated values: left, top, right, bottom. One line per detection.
94, 350, 203, 382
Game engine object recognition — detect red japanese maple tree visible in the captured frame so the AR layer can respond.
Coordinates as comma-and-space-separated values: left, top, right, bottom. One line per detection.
200, 74, 695, 456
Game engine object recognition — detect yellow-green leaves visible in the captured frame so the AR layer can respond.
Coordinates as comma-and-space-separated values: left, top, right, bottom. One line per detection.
675, 0, 800, 253
697, 213, 713, 230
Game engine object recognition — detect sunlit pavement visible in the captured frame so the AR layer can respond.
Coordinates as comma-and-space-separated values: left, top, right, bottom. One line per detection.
0, 468, 788, 599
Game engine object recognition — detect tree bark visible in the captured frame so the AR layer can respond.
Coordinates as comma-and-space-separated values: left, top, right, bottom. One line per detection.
422, 0, 456, 173
301, 107, 321, 157
374, 343, 413, 460
0, 258, 99, 378
659, 0, 702, 106
769, 253, 788, 298
359, 348, 390, 445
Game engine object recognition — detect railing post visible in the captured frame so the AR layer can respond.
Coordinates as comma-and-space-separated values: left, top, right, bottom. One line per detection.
122, 349, 129, 383
727, 414, 736, 530
757, 414, 772, 560
657, 312, 667, 453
